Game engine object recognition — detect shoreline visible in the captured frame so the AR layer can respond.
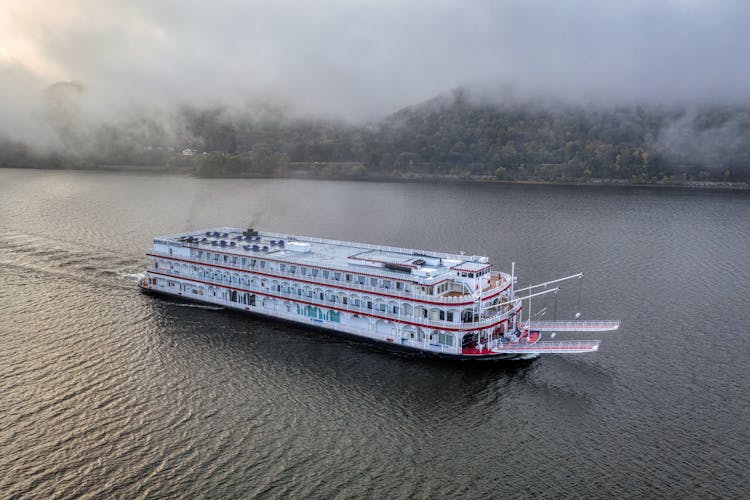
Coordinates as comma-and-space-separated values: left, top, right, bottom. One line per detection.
2, 164, 748, 191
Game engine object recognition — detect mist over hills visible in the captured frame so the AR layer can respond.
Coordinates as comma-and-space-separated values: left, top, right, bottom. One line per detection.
1, 86, 748, 184
1, 1, 749, 183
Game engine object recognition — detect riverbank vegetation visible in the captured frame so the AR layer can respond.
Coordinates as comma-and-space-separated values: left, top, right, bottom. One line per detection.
2, 90, 749, 186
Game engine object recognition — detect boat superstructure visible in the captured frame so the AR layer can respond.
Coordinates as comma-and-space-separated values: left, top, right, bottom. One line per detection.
141, 227, 619, 360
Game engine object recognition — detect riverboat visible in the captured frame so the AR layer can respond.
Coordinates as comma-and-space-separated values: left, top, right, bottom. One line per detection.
140, 228, 619, 360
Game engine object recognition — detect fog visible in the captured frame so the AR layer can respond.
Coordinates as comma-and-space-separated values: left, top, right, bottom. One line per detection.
1, 0, 749, 147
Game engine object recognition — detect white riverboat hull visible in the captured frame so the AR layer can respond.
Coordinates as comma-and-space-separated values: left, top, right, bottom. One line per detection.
141, 227, 617, 360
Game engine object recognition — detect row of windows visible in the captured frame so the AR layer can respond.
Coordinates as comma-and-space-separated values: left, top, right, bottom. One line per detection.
458, 269, 489, 278
183, 252, 461, 296
155, 260, 484, 323
160, 276, 458, 347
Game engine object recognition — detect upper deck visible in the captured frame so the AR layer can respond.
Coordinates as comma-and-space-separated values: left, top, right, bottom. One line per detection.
152, 227, 496, 290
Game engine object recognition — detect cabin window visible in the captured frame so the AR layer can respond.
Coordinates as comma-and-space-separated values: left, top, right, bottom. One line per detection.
353, 298, 360, 307
333, 272, 341, 281
396, 282, 403, 290
439, 310, 446, 321
447, 312, 454, 322
367, 301, 372, 309
438, 333, 454, 346
370, 277, 378, 286
357, 276, 366, 285
346, 274, 352, 282
322, 270, 330, 279
289, 265, 296, 273
301, 267, 307, 275
260, 261, 266, 269
383, 280, 391, 289
391, 305, 398, 314
280, 264, 286, 271
311, 268, 319, 277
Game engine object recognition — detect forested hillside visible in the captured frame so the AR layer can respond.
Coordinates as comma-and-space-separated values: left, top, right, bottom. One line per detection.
3, 90, 749, 183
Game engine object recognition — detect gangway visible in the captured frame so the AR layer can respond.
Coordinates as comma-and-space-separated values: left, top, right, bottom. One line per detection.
528, 320, 620, 332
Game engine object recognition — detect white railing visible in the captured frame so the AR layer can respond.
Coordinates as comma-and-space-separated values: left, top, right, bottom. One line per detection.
490, 339, 600, 353
528, 320, 620, 332
256, 230, 484, 262
147, 278, 462, 355
147, 267, 511, 331
159, 227, 485, 263
149, 250, 509, 305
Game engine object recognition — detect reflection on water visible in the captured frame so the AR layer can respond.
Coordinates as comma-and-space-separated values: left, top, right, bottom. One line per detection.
0, 169, 747, 497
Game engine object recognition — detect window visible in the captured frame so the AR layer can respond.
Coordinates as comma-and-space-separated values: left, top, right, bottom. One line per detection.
439, 310, 446, 321
447, 312, 454, 322
301, 267, 307, 275
346, 274, 352, 282
370, 277, 378, 286
357, 276, 366, 285
260, 261, 266, 269
438, 333, 454, 346
367, 301, 372, 309
383, 280, 391, 289
280, 264, 286, 271
311, 268, 319, 277
289, 265, 296, 273
396, 282, 403, 290
322, 270, 330, 279
333, 272, 341, 281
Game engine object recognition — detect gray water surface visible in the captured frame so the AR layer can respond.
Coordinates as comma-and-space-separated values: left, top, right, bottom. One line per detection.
0, 169, 748, 498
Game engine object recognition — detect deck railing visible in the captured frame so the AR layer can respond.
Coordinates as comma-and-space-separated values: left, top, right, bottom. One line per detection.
489, 339, 600, 353
149, 249, 510, 306
162, 227, 486, 263
148, 266, 512, 331
528, 320, 620, 332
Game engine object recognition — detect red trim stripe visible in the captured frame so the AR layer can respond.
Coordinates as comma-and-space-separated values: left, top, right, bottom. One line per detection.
148, 253, 509, 306
148, 270, 509, 333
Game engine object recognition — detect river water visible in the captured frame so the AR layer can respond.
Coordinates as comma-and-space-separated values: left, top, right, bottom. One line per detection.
0, 168, 747, 498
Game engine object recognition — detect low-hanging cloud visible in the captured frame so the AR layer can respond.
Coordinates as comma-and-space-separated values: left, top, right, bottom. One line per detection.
1, 0, 749, 148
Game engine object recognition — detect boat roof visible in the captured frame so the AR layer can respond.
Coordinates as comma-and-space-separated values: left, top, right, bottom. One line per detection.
154, 227, 491, 283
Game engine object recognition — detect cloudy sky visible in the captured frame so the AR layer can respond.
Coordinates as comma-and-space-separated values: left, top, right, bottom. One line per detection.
1, 0, 749, 142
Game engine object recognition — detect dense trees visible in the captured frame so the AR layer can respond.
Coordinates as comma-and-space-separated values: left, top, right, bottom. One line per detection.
2, 91, 749, 183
